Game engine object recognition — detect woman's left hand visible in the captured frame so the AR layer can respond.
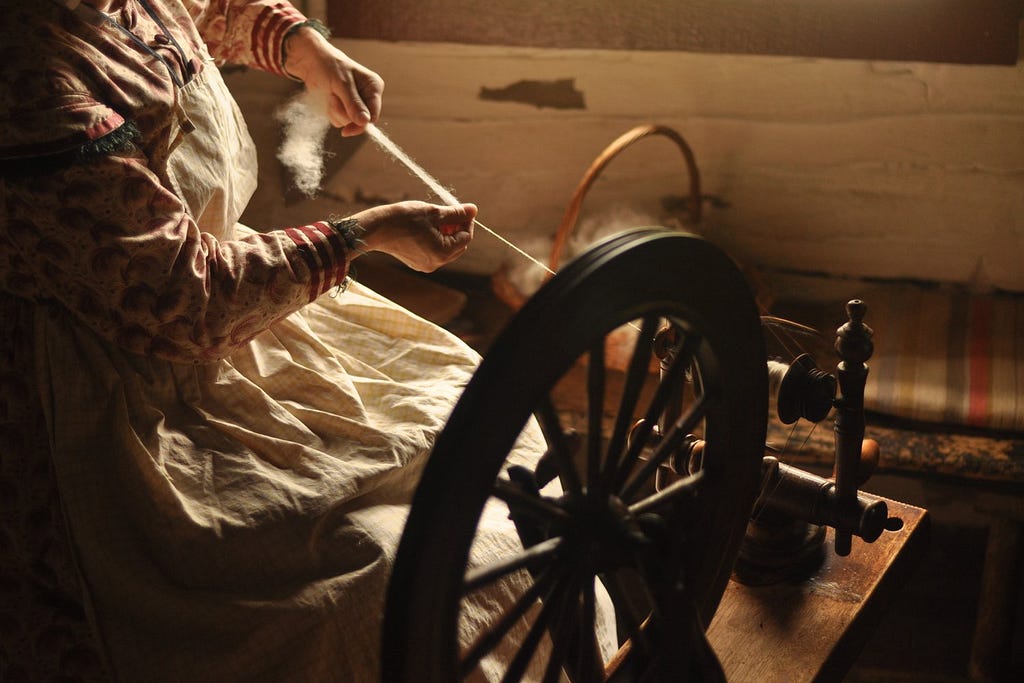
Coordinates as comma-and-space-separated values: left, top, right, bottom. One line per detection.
352, 201, 477, 273
283, 26, 385, 136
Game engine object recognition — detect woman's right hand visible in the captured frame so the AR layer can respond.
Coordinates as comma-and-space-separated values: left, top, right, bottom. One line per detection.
282, 26, 385, 137
351, 201, 477, 272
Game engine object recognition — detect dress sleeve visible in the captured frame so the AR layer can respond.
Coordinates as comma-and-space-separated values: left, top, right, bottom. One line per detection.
1, 145, 353, 364
186, 0, 308, 77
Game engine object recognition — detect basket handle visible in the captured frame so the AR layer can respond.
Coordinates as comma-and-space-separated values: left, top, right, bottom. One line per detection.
547, 124, 702, 273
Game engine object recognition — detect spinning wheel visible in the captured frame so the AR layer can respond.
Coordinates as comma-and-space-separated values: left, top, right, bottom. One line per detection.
384, 229, 768, 681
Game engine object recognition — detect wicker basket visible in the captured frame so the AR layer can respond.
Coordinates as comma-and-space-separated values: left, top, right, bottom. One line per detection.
491, 123, 703, 312
491, 124, 704, 372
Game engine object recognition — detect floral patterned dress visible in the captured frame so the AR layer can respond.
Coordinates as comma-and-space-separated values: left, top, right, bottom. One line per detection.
0, 2, 548, 681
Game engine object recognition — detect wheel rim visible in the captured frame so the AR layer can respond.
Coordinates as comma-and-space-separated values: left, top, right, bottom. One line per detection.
384, 228, 767, 681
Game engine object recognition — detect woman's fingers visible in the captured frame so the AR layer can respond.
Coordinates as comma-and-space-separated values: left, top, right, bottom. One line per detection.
334, 82, 370, 134
336, 68, 384, 136
438, 203, 477, 237
350, 202, 478, 271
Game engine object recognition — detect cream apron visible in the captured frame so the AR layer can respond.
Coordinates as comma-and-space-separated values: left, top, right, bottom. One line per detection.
33, 40, 577, 681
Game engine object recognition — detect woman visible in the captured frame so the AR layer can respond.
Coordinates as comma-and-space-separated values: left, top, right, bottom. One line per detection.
1, 1, 546, 680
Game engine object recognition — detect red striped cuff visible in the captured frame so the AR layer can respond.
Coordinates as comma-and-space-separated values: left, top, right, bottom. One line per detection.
285, 221, 349, 301
312, 221, 349, 290
251, 3, 307, 76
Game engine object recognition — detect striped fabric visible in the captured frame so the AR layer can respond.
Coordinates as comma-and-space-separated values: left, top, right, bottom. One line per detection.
247, 2, 306, 75
861, 284, 1024, 433
284, 221, 349, 301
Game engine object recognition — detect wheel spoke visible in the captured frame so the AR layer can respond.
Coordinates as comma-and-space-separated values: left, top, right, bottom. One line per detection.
500, 572, 575, 683
621, 393, 708, 501
493, 478, 572, 525
540, 572, 584, 683
587, 341, 606, 491
460, 566, 560, 678
603, 317, 659, 490
541, 619, 570, 683
535, 396, 584, 497
628, 470, 705, 516
577, 577, 601, 679
601, 570, 653, 658
610, 331, 701, 494
464, 536, 564, 594
534, 432, 583, 489
541, 569, 605, 683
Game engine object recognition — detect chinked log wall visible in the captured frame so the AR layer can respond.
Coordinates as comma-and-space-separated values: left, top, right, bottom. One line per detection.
229, 1, 1024, 293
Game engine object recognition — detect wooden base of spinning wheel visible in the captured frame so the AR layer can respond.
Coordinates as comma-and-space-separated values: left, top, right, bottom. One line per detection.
708, 499, 930, 682
733, 515, 827, 587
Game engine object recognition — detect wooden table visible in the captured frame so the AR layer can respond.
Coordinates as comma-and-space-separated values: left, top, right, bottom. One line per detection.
707, 499, 930, 682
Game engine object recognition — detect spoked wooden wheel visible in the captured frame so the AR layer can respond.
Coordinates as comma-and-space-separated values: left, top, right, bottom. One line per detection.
383, 229, 767, 681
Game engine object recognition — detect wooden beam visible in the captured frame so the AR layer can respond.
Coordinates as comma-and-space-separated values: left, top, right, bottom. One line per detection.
327, 0, 1022, 66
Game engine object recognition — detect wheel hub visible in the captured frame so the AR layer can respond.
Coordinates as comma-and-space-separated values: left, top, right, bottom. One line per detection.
552, 492, 652, 574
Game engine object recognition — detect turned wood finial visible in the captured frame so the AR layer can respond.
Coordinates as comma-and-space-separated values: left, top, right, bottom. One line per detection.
835, 300, 873, 366
833, 299, 873, 556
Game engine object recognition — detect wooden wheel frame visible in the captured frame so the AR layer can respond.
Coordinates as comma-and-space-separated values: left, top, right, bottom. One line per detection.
384, 229, 767, 681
